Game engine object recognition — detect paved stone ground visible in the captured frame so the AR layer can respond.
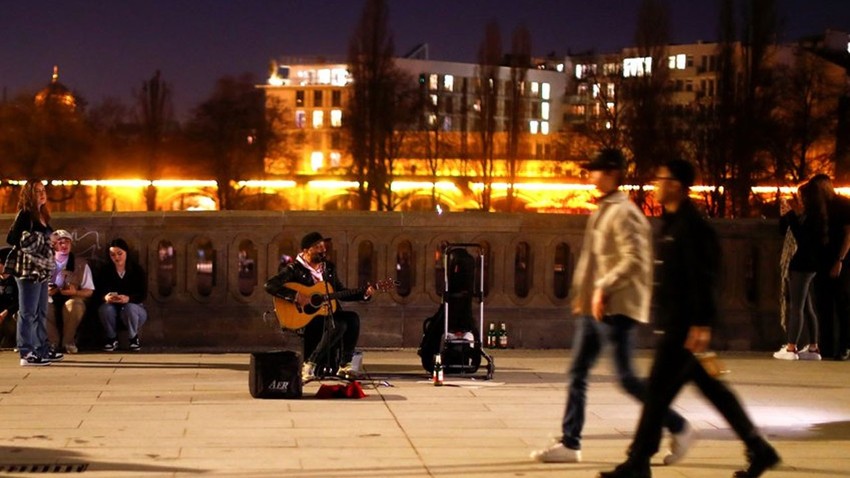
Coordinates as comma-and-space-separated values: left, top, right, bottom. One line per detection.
0, 349, 848, 477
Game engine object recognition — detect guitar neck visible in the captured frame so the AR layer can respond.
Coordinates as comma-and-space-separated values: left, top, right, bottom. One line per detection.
326, 286, 366, 302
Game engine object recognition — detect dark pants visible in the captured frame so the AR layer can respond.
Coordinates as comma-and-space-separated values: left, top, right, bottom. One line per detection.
628, 333, 763, 463
813, 264, 850, 358
786, 271, 819, 345
304, 310, 360, 366
561, 315, 686, 450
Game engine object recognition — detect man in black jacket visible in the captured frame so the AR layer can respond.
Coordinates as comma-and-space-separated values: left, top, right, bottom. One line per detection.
265, 232, 373, 381
599, 160, 779, 478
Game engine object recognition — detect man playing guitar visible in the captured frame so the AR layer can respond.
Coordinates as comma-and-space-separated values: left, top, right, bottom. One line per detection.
264, 232, 374, 382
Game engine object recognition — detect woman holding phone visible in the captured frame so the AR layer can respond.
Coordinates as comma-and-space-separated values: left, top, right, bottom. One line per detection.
96, 238, 148, 352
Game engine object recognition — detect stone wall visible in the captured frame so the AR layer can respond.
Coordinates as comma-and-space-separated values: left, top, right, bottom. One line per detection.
0, 211, 784, 351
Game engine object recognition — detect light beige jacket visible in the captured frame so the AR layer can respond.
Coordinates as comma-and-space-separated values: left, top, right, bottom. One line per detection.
569, 191, 653, 324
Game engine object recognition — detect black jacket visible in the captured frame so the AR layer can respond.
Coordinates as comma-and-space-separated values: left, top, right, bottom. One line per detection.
94, 261, 148, 305
780, 210, 824, 272
6, 210, 52, 247
264, 259, 363, 307
654, 199, 720, 340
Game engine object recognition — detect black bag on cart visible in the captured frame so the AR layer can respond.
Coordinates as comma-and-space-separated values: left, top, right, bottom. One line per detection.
417, 245, 492, 379
249, 350, 303, 399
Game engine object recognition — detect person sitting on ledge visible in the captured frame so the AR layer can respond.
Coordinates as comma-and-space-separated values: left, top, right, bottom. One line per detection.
264, 232, 373, 382
94, 238, 147, 352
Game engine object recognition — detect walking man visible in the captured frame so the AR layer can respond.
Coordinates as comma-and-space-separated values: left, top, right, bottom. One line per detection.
599, 159, 779, 478
531, 149, 691, 464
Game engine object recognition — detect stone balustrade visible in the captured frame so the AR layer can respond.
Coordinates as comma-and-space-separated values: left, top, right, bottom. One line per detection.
0, 211, 783, 351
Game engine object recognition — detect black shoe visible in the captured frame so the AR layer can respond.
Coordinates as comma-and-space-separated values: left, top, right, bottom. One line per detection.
598, 461, 651, 478
129, 336, 141, 352
733, 444, 780, 477
103, 339, 118, 352
45, 348, 64, 362
837, 349, 850, 361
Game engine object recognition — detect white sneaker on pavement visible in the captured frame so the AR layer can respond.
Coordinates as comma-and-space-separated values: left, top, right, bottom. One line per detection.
301, 362, 316, 382
663, 422, 696, 465
772, 346, 798, 361
797, 345, 822, 361
530, 442, 581, 463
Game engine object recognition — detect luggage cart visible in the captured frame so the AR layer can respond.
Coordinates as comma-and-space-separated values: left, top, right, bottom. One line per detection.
417, 243, 494, 380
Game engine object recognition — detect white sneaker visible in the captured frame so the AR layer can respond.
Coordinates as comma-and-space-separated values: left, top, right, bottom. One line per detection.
301, 362, 316, 382
797, 345, 822, 361
772, 346, 798, 361
530, 442, 581, 463
663, 422, 696, 465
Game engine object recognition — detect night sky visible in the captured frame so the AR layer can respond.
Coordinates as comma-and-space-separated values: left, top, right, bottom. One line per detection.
1, 0, 849, 120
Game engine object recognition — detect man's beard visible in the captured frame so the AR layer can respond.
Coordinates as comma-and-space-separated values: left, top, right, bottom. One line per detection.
310, 251, 326, 263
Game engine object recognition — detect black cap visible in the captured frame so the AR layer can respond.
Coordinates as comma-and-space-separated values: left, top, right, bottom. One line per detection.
300, 232, 330, 250
663, 159, 696, 189
584, 148, 627, 171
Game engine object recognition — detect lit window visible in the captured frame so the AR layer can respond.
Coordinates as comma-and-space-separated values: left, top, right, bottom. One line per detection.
542, 83, 550, 100
318, 69, 331, 84
312, 110, 324, 128
295, 110, 306, 128
310, 151, 324, 171
443, 74, 454, 91
473, 100, 481, 112
529, 120, 539, 134
623, 57, 652, 77
606, 102, 615, 112
668, 54, 686, 70
541, 102, 550, 120
329, 151, 342, 168
556, 63, 564, 72
541, 121, 549, 135
607, 83, 615, 97
592, 84, 600, 98
429, 74, 439, 90
330, 109, 342, 127
605, 121, 612, 129
575, 65, 584, 79
531, 82, 539, 94
430, 94, 438, 106
331, 68, 350, 86
428, 114, 437, 126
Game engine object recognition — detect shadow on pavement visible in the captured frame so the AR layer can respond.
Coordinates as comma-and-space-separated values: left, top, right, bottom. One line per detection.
0, 445, 204, 474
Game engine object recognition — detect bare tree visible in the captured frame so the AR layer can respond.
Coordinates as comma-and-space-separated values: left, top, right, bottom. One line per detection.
135, 70, 173, 211
186, 74, 274, 210
347, 0, 417, 210
620, 0, 675, 207
475, 21, 502, 211
505, 25, 531, 212
770, 48, 841, 182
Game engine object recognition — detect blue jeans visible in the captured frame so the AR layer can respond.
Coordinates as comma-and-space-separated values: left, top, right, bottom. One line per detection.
99, 303, 147, 340
561, 315, 686, 450
16, 278, 49, 358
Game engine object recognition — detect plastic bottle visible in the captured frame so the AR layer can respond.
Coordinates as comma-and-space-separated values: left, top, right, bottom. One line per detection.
498, 322, 508, 349
433, 354, 444, 386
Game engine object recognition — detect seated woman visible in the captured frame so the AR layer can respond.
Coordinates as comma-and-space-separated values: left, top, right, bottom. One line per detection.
95, 238, 147, 352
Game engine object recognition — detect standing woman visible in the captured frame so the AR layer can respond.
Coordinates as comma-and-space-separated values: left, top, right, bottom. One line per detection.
96, 238, 147, 352
6, 180, 63, 366
775, 182, 826, 360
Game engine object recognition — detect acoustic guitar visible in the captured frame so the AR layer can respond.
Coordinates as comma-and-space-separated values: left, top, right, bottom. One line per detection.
273, 278, 397, 330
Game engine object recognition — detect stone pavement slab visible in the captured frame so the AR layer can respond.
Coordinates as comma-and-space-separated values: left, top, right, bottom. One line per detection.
0, 349, 848, 477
